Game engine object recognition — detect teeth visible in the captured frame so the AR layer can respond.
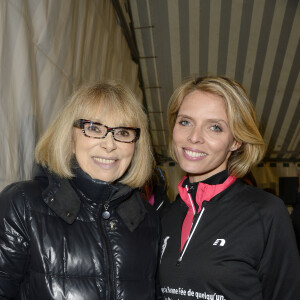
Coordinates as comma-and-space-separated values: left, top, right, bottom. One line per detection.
184, 149, 206, 158
94, 157, 115, 164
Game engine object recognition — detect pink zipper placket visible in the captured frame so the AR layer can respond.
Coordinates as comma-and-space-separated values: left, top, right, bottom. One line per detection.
177, 186, 205, 265
177, 175, 237, 265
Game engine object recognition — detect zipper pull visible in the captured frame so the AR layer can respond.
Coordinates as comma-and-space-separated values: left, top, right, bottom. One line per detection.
176, 257, 182, 266
102, 201, 110, 219
188, 185, 194, 193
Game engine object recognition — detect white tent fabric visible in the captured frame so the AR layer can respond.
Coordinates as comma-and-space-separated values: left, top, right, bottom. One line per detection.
0, 0, 142, 191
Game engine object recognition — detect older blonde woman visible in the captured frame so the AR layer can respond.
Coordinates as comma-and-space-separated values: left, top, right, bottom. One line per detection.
0, 81, 161, 299
159, 76, 300, 300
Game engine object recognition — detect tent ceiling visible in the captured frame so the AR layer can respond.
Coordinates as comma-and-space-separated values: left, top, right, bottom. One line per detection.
124, 0, 300, 163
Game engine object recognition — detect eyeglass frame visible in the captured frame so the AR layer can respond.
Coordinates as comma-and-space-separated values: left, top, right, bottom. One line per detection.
73, 119, 140, 143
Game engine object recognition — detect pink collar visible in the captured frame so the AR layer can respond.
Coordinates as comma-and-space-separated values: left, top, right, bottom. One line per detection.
178, 175, 236, 213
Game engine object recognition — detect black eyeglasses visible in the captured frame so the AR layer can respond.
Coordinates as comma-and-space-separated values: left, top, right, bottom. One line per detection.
73, 119, 140, 143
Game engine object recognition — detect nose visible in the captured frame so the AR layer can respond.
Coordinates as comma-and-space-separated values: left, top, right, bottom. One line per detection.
100, 132, 117, 152
187, 126, 204, 144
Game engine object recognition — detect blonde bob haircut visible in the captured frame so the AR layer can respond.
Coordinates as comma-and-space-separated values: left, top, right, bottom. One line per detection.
167, 75, 265, 178
35, 80, 154, 188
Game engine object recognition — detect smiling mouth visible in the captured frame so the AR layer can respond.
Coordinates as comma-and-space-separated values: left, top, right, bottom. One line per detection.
184, 149, 207, 158
93, 157, 116, 164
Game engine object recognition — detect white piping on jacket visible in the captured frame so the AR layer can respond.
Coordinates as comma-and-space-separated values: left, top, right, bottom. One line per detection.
185, 185, 196, 215
178, 207, 205, 263
156, 201, 164, 211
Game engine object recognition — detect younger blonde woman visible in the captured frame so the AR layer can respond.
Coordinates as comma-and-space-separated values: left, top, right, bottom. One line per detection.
159, 75, 300, 300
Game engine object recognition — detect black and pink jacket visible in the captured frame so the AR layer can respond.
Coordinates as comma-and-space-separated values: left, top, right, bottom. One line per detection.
159, 171, 300, 300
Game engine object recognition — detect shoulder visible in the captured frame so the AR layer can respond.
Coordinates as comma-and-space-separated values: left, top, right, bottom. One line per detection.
232, 180, 284, 208
0, 180, 44, 216
241, 184, 286, 213
0, 181, 43, 244
1, 179, 43, 198
233, 181, 292, 230
0, 180, 37, 202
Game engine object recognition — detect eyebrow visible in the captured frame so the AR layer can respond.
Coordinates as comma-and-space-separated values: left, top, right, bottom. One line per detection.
207, 118, 228, 125
88, 119, 132, 128
177, 114, 229, 127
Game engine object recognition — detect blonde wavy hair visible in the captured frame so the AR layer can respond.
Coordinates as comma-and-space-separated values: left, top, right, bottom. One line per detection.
167, 75, 265, 178
35, 80, 154, 188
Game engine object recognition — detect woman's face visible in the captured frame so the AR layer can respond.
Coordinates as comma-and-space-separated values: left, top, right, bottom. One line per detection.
73, 112, 136, 183
173, 90, 241, 182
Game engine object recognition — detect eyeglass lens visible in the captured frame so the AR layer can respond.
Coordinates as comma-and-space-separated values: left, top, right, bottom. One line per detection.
83, 122, 137, 142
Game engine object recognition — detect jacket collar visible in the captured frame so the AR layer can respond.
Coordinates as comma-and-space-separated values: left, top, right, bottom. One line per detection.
34, 166, 81, 224
33, 165, 133, 224
178, 170, 236, 213
70, 165, 132, 201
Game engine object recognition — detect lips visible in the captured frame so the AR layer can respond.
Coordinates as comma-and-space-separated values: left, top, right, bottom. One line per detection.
93, 157, 117, 164
184, 148, 207, 158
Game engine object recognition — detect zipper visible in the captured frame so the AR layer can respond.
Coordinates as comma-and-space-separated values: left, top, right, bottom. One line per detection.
176, 207, 205, 266
185, 185, 196, 215
99, 201, 115, 300
78, 185, 131, 299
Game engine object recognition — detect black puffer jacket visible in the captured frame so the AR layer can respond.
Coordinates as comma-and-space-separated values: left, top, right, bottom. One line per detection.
0, 166, 161, 299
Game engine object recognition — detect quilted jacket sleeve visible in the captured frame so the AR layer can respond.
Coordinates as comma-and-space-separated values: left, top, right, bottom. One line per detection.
0, 183, 31, 299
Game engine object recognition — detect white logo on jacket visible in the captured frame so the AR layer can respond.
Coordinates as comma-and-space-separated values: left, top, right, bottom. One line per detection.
213, 239, 226, 246
160, 236, 170, 263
